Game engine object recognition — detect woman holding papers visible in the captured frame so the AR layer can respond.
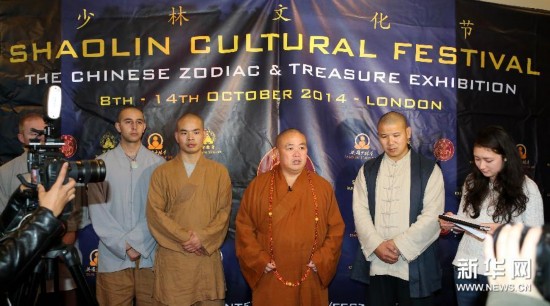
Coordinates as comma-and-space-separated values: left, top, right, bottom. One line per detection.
439, 125, 544, 306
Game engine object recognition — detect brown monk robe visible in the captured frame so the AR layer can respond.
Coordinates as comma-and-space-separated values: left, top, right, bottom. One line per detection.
147, 113, 232, 306
147, 154, 231, 305
236, 165, 345, 305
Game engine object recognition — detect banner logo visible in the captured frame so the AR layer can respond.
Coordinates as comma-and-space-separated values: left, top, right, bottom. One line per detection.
345, 133, 375, 160
147, 133, 164, 150
100, 132, 117, 153
147, 132, 167, 158
516, 144, 531, 168
203, 129, 221, 155
60, 134, 77, 158
516, 144, 527, 160
354, 133, 370, 150
434, 138, 455, 161
85, 249, 99, 277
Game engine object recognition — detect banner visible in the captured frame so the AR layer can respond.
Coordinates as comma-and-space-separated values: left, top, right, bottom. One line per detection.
1, 1, 549, 305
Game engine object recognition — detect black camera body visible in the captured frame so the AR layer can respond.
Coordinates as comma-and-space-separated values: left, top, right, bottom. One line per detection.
27, 139, 106, 191
25, 85, 106, 192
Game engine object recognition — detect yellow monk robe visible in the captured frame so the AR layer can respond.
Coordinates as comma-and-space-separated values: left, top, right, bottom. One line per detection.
146, 154, 232, 305
236, 165, 345, 306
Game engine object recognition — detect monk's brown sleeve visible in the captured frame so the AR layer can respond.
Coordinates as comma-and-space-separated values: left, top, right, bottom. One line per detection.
65, 186, 85, 232
235, 180, 272, 289
87, 180, 107, 207
146, 167, 190, 252
195, 166, 232, 255
311, 188, 345, 288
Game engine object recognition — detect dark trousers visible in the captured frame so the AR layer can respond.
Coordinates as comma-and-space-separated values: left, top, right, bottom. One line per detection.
367, 275, 435, 306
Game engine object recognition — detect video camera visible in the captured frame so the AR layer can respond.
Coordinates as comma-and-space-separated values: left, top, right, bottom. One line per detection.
0, 85, 106, 235
25, 85, 106, 190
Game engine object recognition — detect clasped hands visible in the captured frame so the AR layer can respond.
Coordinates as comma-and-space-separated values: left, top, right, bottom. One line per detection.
182, 231, 207, 256
374, 240, 400, 264
125, 242, 141, 262
263, 260, 317, 273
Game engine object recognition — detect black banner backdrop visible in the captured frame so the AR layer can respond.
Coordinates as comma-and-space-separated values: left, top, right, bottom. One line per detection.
1, 0, 549, 305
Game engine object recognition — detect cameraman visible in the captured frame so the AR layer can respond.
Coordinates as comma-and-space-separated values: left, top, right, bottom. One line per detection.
484, 223, 549, 306
0, 113, 46, 211
0, 113, 81, 304
0, 162, 76, 303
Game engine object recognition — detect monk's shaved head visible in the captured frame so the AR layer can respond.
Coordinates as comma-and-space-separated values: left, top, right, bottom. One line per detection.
275, 128, 308, 176
377, 111, 408, 130
377, 111, 412, 161
275, 128, 306, 148
176, 113, 204, 132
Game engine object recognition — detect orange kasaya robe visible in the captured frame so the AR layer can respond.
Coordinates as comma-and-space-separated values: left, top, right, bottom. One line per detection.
236, 165, 345, 306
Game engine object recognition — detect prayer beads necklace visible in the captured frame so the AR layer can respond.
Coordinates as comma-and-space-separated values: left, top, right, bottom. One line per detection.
268, 169, 319, 287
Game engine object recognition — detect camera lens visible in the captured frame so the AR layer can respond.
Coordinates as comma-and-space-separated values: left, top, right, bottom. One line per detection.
67, 159, 106, 184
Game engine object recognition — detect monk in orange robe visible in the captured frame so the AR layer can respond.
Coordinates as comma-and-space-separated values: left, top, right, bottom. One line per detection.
236, 128, 345, 306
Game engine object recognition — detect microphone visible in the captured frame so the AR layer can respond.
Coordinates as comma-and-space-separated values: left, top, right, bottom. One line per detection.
288, 186, 292, 192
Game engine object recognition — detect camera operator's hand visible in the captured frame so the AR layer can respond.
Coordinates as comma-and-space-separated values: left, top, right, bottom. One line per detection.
484, 223, 543, 301
37, 162, 76, 217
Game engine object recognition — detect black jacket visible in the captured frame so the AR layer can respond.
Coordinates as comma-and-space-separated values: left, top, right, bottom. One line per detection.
0, 207, 64, 295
